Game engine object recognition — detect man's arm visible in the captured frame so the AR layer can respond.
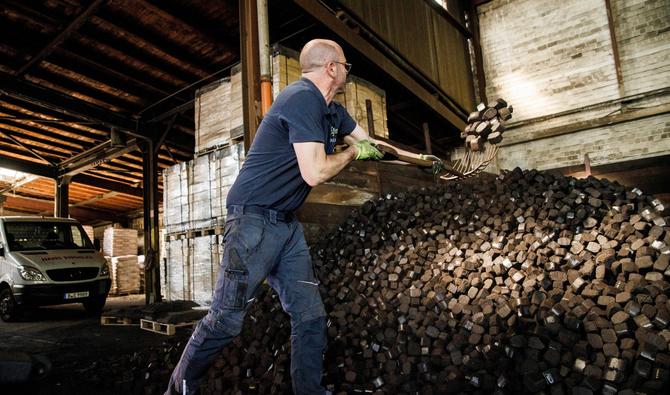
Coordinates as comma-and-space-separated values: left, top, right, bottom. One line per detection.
343, 124, 424, 160
293, 142, 357, 187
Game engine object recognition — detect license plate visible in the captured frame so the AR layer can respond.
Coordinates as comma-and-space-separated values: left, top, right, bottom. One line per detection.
64, 291, 89, 300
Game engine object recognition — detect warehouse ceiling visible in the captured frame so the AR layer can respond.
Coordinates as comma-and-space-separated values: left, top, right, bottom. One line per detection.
0, 0, 241, 223
0, 0, 466, 224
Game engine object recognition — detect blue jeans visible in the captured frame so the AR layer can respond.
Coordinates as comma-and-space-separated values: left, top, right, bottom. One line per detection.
165, 206, 327, 395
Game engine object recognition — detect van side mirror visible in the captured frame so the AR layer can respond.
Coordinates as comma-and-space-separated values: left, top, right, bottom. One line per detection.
0, 241, 4, 256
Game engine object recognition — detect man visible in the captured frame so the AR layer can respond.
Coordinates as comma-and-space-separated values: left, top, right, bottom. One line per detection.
166, 38, 426, 394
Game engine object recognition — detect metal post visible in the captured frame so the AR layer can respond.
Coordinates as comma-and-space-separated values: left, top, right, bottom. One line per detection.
141, 140, 161, 304
257, 0, 273, 116
240, 0, 261, 150
54, 175, 71, 218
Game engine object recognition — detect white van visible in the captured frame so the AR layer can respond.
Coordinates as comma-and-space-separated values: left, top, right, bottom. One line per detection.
0, 217, 111, 322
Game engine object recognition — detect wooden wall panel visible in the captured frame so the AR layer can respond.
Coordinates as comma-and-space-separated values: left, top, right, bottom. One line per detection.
338, 0, 474, 110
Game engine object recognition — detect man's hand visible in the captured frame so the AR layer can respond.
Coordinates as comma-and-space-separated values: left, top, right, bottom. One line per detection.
353, 140, 384, 160
420, 154, 445, 175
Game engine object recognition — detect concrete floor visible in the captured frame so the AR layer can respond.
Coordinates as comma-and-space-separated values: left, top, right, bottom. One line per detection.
0, 295, 183, 394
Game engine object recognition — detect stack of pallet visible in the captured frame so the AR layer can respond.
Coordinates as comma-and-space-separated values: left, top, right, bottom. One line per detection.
103, 227, 141, 295
163, 143, 245, 234
160, 234, 224, 305
162, 142, 243, 304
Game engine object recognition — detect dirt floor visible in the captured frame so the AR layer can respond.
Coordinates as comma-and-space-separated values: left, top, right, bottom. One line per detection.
0, 295, 190, 395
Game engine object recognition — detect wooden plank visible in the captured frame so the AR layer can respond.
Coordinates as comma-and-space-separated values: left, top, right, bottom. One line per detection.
293, 0, 467, 131
15, 0, 107, 77
240, 0, 261, 150
100, 316, 138, 326
306, 183, 377, 206
139, 318, 197, 336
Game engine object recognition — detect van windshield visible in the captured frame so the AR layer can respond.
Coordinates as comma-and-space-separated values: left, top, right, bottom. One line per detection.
4, 222, 94, 252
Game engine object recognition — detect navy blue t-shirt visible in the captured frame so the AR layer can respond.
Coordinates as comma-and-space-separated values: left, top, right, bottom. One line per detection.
226, 78, 357, 212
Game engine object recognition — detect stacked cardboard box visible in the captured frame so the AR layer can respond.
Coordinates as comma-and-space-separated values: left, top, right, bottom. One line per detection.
272, 46, 302, 98
194, 78, 231, 153
161, 235, 223, 305
163, 162, 190, 233
163, 143, 244, 233
110, 255, 141, 294
103, 227, 141, 295
103, 227, 137, 257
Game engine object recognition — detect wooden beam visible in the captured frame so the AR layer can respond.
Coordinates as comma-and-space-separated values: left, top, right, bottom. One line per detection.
0, 130, 57, 165
604, 0, 624, 97
423, 0, 471, 38
0, 126, 81, 154
0, 71, 141, 133
5, 194, 119, 221
0, 155, 55, 178
154, 114, 177, 156
0, 174, 39, 195
51, 48, 172, 97
30, 67, 141, 110
59, 141, 139, 178
501, 102, 670, 147
467, 0, 487, 105
72, 173, 144, 198
15, 0, 108, 77
70, 191, 120, 208
292, 0, 466, 131
240, 0, 261, 150
0, 154, 146, 197
422, 122, 432, 154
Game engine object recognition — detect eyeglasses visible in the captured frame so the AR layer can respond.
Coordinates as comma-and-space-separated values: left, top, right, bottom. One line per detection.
332, 61, 352, 74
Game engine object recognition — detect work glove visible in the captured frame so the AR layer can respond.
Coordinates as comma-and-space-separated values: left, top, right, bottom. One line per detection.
353, 140, 384, 160
419, 154, 445, 175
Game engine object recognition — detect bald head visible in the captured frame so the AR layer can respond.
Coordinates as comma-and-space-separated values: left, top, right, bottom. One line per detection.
300, 39, 342, 73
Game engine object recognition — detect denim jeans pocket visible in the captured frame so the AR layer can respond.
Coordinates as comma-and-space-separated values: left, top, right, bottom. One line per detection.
222, 268, 248, 309
226, 216, 266, 256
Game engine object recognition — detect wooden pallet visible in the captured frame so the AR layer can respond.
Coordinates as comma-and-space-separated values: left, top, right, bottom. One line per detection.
100, 316, 137, 326
140, 319, 198, 336
168, 225, 225, 240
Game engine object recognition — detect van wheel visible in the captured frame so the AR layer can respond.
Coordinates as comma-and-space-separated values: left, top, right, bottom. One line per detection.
82, 296, 106, 315
0, 288, 20, 322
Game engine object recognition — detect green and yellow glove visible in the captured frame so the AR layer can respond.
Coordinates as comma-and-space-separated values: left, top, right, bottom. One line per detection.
419, 154, 446, 175
353, 140, 384, 160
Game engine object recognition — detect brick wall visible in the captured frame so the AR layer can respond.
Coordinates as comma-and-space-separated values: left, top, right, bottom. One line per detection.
477, 0, 670, 171
497, 114, 670, 171
613, 0, 670, 96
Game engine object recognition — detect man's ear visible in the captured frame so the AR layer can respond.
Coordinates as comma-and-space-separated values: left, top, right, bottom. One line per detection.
325, 62, 336, 78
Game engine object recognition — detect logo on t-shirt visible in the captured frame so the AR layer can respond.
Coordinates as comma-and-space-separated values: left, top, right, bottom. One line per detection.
329, 126, 338, 146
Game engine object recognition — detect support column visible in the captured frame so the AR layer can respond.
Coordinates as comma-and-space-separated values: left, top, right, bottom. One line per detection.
141, 140, 161, 304
240, 0, 261, 151
54, 175, 71, 218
